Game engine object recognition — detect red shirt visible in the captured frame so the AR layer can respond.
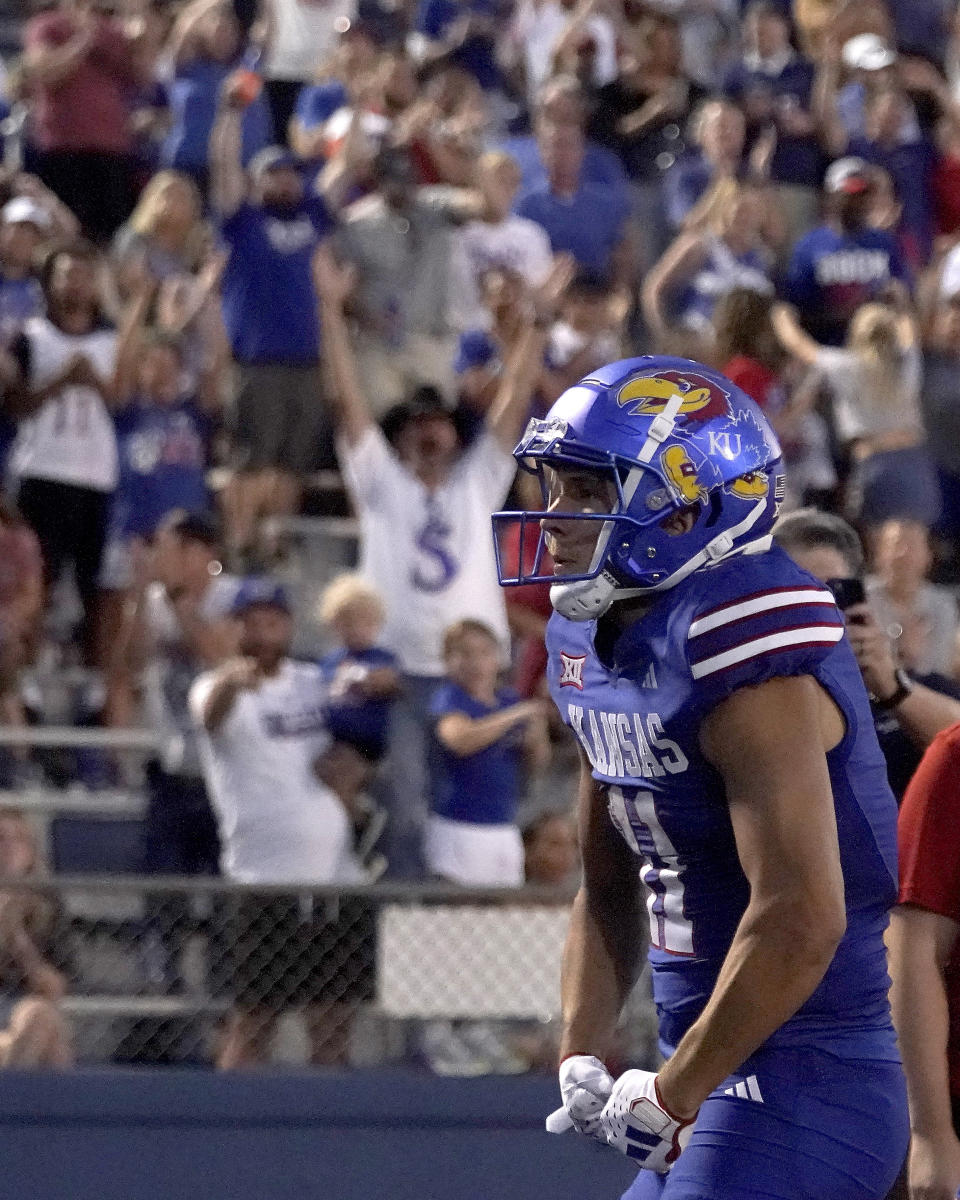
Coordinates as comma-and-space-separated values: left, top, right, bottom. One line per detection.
25, 13, 138, 154
721, 356, 782, 411
501, 520, 553, 698
898, 721, 960, 1096
933, 155, 960, 238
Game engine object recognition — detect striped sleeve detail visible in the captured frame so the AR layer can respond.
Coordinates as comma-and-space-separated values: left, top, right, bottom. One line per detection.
690, 624, 845, 679
687, 585, 845, 681
687, 587, 837, 637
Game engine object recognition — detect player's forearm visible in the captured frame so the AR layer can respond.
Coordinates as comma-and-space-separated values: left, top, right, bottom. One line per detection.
657, 896, 842, 1117
889, 915, 956, 1137
559, 883, 643, 1062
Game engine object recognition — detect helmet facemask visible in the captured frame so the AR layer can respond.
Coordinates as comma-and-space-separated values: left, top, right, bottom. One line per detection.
493, 449, 700, 621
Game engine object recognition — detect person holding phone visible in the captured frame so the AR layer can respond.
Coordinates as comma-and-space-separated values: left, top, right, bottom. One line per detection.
774, 509, 960, 800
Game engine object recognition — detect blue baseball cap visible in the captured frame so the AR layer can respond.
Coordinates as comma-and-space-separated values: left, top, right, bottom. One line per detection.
454, 330, 499, 375
231, 578, 292, 617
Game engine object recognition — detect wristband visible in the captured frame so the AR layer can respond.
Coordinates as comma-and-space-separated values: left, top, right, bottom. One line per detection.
873, 668, 913, 711
653, 1076, 693, 1126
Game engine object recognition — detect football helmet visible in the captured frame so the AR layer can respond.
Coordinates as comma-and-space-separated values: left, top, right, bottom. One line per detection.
493, 356, 785, 621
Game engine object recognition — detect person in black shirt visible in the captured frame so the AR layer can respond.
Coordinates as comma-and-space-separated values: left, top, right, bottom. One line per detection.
587, 14, 706, 274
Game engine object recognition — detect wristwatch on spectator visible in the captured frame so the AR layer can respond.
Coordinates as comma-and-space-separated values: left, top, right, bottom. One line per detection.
873, 668, 914, 711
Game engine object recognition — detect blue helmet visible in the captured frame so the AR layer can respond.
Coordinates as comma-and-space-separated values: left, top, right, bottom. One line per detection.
493, 355, 785, 621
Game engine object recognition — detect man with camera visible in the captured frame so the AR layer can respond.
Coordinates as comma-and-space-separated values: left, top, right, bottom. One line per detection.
773, 509, 960, 799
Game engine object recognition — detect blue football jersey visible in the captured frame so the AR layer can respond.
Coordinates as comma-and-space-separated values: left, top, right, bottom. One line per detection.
546, 544, 900, 1060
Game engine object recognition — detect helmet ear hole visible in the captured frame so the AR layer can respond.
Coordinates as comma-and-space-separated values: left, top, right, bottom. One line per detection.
660, 506, 699, 537
705, 493, 723, 527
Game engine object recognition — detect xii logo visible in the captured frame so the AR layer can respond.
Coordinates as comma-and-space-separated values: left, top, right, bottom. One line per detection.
559, 652, 586, 690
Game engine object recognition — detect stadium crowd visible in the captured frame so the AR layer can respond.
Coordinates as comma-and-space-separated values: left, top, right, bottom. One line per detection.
0, 0, 959, 1118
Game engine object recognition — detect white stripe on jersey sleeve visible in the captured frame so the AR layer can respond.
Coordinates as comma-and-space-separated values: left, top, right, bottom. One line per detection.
690, 625, 845, 679
688, 588, 837, 639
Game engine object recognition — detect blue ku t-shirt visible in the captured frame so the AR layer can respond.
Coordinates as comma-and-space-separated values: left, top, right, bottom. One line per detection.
111, 396, 210, 538
784, 223, 909, 345
219, 196, 334, 365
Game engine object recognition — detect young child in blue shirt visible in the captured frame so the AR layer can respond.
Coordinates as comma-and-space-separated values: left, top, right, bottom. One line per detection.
427, 618, 549, 886
317, 573, 400, 763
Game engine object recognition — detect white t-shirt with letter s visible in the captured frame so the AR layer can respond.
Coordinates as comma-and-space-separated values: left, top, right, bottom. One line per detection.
339, 426, 516, 676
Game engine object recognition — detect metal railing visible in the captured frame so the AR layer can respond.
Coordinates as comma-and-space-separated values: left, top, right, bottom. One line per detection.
0, 875, 658, 1072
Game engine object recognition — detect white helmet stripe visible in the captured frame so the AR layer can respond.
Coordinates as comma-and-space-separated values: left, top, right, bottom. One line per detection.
637, 392, 687, 464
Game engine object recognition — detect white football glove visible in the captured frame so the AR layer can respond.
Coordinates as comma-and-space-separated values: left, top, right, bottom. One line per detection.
599, 1069, 695, 1172
546, 1054, 615, 1139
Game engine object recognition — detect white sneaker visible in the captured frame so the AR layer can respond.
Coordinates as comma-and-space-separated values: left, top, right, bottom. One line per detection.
458, 1022, 528, 1075
421, 1021, 490, 1077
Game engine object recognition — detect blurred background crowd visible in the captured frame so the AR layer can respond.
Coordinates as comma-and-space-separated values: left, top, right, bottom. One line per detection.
0, 0, 958, 1075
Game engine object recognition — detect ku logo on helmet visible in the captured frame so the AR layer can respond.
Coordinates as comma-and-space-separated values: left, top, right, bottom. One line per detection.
615, 369, 731, 421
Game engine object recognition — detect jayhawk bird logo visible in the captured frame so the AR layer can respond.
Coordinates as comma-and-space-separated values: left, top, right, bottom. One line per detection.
615, 370, 731, 422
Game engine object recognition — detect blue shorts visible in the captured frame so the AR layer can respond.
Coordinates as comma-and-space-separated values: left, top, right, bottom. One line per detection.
622, 1048, 908, 1200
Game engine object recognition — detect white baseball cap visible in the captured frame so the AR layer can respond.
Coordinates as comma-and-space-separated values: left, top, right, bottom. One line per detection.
842, 33, 897, 72
1, 197, 53, 231
824, 156, 873, 195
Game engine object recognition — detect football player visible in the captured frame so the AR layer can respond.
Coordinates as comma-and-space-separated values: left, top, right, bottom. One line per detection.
494, 356, 908, 1198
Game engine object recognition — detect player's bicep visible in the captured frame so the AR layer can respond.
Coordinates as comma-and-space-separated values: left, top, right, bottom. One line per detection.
700, 676, 845, 925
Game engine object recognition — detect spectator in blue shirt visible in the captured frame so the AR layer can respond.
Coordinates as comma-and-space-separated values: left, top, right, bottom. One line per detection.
100, 280, 214, 603
642, 181, 775, 359
500, 75, 629, 213
517, 121, 632, 295
722, 2, 825, 241
426, 618, 548, 886
784, 156, 909, 346
317, 572, 401, 763
412, 0, 504, 92
209, 89, 335, 566
161, 0, 272, 196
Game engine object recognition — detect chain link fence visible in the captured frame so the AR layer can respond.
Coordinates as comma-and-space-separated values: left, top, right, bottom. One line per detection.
0, 876, 658, 1072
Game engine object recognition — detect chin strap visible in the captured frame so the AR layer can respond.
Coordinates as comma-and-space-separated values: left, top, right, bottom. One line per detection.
550, 501, 772, 622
